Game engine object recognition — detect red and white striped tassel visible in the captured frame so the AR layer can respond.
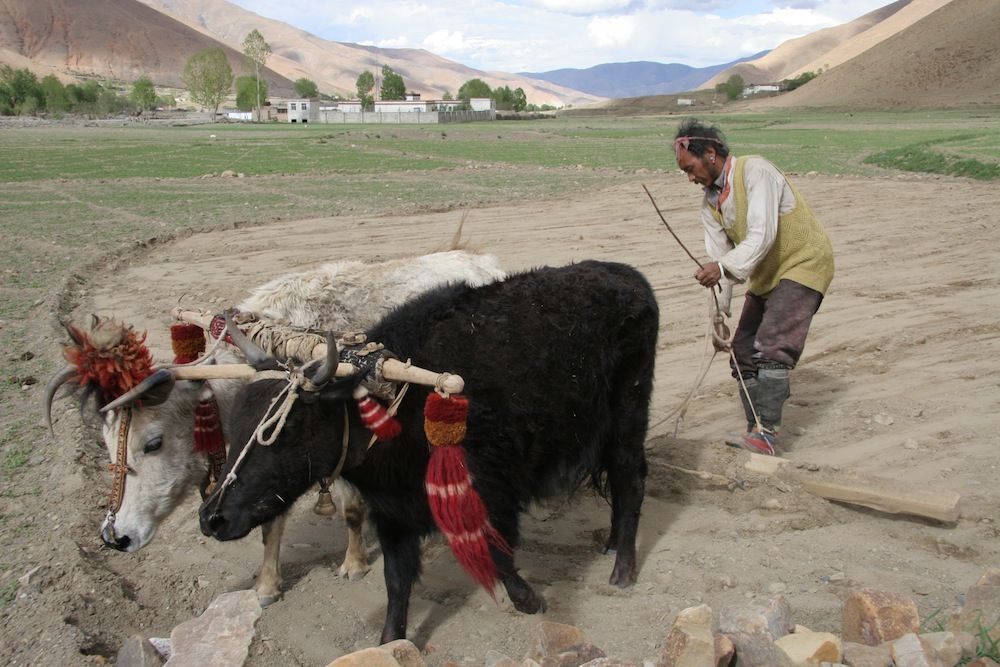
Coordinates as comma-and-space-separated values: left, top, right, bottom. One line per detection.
353, 385, 401, 441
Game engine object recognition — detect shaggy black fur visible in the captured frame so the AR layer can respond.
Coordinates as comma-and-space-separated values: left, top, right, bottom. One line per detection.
199, 260, 659, 644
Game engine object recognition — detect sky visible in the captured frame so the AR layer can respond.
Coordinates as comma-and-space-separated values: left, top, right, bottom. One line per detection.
227, 0, 898, 73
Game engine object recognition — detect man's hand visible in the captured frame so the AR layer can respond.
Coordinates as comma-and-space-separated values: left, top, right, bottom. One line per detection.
694, 261, 723, 288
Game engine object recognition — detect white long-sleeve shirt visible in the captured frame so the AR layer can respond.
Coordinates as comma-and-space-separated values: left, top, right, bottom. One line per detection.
702, 155, 798, 314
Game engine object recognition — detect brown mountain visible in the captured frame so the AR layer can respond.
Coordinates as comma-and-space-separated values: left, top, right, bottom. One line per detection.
757, 0, 1000, 108
0, 0, 295, 93
700, 0, 948, 89
136, 0, 604, 107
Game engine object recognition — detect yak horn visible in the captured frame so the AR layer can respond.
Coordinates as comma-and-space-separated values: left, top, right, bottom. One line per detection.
44, 365, 78, 435
309, 332, 339, 387
99, 368, 175, 413
222, 310, 268, 366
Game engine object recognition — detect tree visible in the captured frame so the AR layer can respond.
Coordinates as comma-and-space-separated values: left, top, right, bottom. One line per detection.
458, 78, 491, 101
0, 66, 42, 115
242, 29, 271, 121
182, 48, 233, 121
442, 90, 454, 101
512, 87, 527, 112
236, 75, 268, 111
356, 70, 375, 110
130, 75, 157, 114
380, 65, 405, 100
783, 70, 819, 91
293, 77, 318, 98
40, 74, 69, 113
715, 74, 745, 101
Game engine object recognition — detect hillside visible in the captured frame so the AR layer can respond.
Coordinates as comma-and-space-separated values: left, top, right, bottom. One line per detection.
0, 0, 295, 93
519, 52, 768, 99
758, 0, 1000, 109
136, 0, 604, 107
700, 0, 917, 88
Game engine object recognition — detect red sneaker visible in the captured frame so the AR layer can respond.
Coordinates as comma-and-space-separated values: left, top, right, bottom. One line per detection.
737, 430, 776, 456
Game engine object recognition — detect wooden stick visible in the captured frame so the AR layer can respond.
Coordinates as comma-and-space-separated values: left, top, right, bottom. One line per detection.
169, 307, 464, 393
651, 460, 732, 488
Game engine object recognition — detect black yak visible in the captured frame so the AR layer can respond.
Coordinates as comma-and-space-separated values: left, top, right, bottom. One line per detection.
199, 260, 659, 644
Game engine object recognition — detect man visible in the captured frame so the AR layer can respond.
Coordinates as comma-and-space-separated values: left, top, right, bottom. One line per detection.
674, 118, 834, 455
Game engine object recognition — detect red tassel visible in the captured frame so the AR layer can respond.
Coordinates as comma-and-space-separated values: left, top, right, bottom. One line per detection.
424, 392, 510, 595
354, 386, 401, 441
193, 397, 225, 454
171, 323, 206, 364
208, 312, 240, 345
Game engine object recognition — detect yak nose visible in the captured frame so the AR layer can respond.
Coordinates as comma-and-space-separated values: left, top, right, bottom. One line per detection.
101, 529, 131, 551
201, 510, 226, 536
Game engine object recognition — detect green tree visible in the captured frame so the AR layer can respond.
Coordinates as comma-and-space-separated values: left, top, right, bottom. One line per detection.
512, 87, 527, 112
356, 70, 375, 109
442, 90, 454, 101
130, 75, 157, 114
783, 70, 819, 91
242, 29, 271, 121
715, 74, 745, 101
458, 78, 491, 101
493, 85, 514, 110
156, 93, 176, 109
236, 75, 268, 112
0, 66, 42, 115
39, 74, 69, 113
293, 77, 318, 98
380, 64, 405, 100
181, 48, 233, 121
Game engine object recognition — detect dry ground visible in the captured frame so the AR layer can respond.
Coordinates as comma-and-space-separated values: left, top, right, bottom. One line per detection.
6, 169, 999, 665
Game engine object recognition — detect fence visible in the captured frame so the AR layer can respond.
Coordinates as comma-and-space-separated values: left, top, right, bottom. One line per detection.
316, 109, 495, 124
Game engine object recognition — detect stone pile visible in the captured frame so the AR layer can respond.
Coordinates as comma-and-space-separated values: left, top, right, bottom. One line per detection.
116, 568, 1000, 667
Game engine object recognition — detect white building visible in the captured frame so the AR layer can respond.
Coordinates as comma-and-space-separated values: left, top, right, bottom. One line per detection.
286, 98, 319, 123
469, 97, 495, 112
742, 84, 781, 97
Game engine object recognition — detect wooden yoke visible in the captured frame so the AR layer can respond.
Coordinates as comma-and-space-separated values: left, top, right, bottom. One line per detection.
170, 307, 465, 394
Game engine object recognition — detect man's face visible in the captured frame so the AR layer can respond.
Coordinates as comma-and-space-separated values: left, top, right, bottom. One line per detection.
677, 147, 717, 187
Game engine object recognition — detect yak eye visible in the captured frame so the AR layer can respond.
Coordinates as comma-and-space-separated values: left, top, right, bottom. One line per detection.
143, 437, 163, 454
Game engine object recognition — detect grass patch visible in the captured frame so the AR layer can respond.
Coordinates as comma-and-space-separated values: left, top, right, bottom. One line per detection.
2, 446, 30, 475
865, 143, 1000, 180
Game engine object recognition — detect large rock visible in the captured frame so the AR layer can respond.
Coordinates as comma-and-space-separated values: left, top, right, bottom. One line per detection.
117, 635, 164, 667
532, 622, 587, 661
842, 589, 920, 646
325, 647, 402, 666
949, 568, 1000, 642
774, 631, 842, 665
842, 641, 893, 667
719, 597, 795, 641
381, 640, 425, 667
165, 590, 261, 667
918, 631, 963, 667
890, 633, 947, 667
725, 632, 797, 667
657, 604, 730, 667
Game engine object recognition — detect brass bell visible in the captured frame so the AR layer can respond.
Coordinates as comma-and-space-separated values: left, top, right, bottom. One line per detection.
313, 490, 336, 516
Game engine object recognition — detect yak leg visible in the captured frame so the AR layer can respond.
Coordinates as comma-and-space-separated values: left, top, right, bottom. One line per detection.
496, 549, 546, 614
255, 513, 287, 606
376, 519, 422, 644
337, 484, 370, 580
604, 371, 653, 588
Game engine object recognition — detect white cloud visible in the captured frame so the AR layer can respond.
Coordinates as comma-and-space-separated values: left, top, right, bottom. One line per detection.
523, 0, 634, 15
587, 15, 637, 47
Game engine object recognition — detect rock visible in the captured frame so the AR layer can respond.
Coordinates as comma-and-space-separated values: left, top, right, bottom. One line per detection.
382, 639, 425, 667
165, 590, 261, 666
842, 641, 893, 667
949, 568, 1000, 642
842, 588, 920, 645
220, 169, 237, 178
719, 596, 795, 640
533, 621, 587, 660
656, 604, 723, 667
117, 635, 164, 667
541, 643, 606, 667
774, 631, 842, 665
724, 632, 796, 667
484, 650, 520, 667
325, 647, 401, 666
918, 631, 963, 666
890, 633, 947, 667
578, 659, 638, 666
964, 659, 1000, 667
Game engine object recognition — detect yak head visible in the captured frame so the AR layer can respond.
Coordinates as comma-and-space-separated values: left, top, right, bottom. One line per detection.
198, 326, 365, 542
44, 315, 244, 552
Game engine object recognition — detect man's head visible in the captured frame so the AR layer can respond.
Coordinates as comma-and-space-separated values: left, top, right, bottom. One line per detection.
674, 118, 729, 187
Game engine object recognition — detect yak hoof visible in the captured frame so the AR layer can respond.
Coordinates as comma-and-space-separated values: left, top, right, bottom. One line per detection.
338, 561, 371, 580
257, 591, 283, 607
511, 589, 546, 615
608, 563, 636, 589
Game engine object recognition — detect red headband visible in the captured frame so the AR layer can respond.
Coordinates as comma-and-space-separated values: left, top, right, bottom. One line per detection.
674, 135, 722, 159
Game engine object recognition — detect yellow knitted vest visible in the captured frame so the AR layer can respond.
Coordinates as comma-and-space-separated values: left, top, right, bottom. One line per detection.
713, 156, 834, 297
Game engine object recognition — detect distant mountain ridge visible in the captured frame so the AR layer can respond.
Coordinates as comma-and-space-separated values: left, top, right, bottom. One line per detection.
520, 52, 769, 99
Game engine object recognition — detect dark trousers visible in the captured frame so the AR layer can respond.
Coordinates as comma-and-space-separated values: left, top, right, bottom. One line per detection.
730, 279, 824, 378
730, 280, 823, 432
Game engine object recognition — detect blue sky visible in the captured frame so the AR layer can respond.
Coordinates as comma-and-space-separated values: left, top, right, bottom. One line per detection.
228, 0, 897, 72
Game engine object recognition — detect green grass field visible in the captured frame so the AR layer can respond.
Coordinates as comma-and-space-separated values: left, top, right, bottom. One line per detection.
0, 107, 998, 426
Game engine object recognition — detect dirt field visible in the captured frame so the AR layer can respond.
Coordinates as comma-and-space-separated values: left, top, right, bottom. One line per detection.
8, 169, 1000, 665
